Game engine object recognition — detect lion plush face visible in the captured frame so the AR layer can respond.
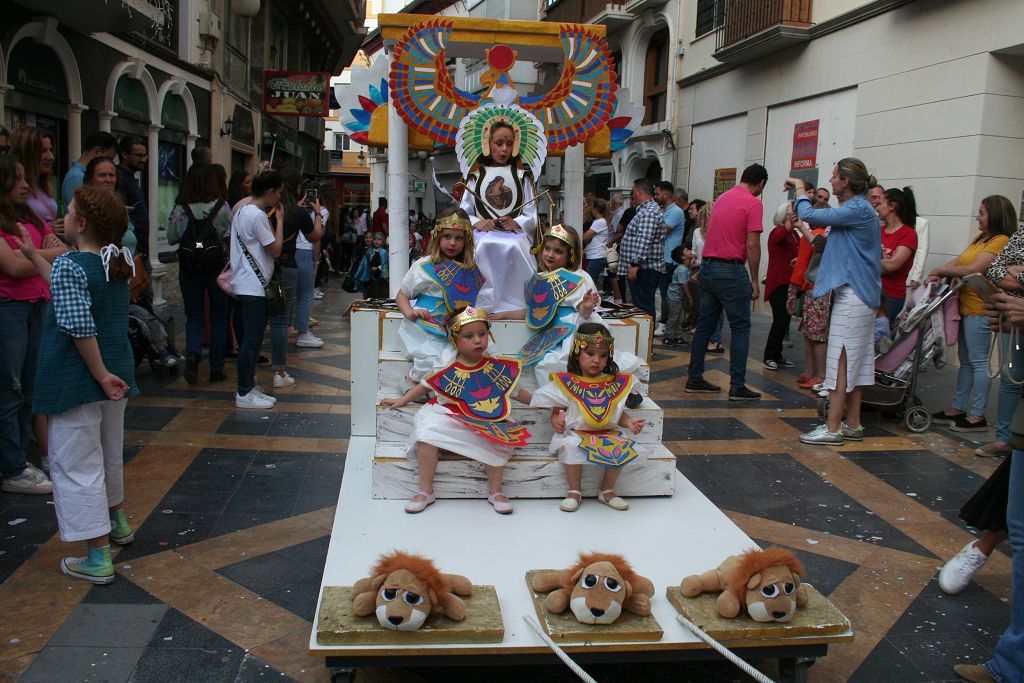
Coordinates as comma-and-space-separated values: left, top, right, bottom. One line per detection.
568, 560, 631, 625
744, 564, 801, 623
373, 569, 435, 631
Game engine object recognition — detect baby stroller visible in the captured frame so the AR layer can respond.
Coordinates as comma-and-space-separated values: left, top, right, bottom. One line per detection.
818, 281, 962, 433
128, 311, 179, 378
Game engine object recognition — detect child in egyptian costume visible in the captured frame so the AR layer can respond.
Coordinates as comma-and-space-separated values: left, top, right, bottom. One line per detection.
394, 207, 487, 390
518, 224, 642, 388
382, 307, 534, 515
456, 87, 545, 316
531, 324, 645, 512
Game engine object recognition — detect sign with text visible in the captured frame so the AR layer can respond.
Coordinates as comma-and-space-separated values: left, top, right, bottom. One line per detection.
791, 119, 820, 170
713, 168, 736, 200
263, 71, 330, 117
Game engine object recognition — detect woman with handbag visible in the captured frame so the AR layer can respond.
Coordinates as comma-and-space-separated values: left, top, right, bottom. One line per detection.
229, 170, 285, 410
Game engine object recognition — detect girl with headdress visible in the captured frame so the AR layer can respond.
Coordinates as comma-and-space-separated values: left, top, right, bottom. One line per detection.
394, 207, 485, 390
455, 88, 546, 317
382, 307, 533, 515
531, 323, 645, 512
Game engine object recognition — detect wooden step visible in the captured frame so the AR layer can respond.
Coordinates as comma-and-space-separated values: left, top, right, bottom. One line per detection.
371, 442, 677, 499
377, 350, 650, 396
376, 396, 663, 446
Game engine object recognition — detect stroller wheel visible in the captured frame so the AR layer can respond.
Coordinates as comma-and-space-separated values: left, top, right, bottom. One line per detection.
817, 396, 829, 419
904, 406, 931, 433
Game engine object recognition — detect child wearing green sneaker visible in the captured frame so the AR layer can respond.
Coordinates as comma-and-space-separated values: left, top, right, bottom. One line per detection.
16, 185, 139, 584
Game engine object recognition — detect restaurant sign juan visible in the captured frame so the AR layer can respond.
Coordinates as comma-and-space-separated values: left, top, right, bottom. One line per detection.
263, 71, 330, 117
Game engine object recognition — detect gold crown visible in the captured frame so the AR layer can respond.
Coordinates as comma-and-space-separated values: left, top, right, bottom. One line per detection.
433, 213, 472, 237
543, 224, 575, 250
571, 329, 615, 357
447, 306, 490, 344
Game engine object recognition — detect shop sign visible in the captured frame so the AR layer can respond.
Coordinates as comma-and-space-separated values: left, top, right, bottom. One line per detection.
263, 71, 330, 117
790, 119, 819, 171
115, 78, 150, 121
231, 105, 256, 146
713, 168, 736, 200
8, 40, 68, 101
409, 180, 426, 194
161, 94, 188, 131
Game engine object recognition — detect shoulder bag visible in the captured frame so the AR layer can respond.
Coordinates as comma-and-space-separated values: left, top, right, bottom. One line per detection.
235, 231, 285, 316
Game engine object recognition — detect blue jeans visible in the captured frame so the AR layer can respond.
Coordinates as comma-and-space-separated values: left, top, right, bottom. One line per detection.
887, 296, 904, 326
295, 249, 315, 335
688, 260, 753, 389
269, 266, 299, 371
710, 309, 725, 344
659, 263, 677, 324
178, 268, 228, 374
236, 295, 268, 396
0, 298, 46, 478
987, 450, 1023, 682
996, 336, 1024, 442
585, 257, 607, 292
627, 267, 659, 320
952, 315, 993, 417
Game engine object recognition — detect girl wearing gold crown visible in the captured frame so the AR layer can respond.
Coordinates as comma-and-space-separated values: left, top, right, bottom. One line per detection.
531, 323, 645, 512
394, 207, 486, 391
382, 306, 534, 515
455, 88, 545, 316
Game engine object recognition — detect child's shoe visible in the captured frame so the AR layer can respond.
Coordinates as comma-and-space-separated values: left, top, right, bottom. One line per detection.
109, 509, 134, 545
487, 491, 513, 514
598, 489, 629, 511
61, 545, 114, 584
559, 490, 582, 512
158, 349, 178, 368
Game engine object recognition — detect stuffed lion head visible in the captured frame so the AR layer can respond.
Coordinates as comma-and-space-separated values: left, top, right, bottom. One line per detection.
531, 552, 655, 625
352, 551, 473, 631
681, 547, 807, 623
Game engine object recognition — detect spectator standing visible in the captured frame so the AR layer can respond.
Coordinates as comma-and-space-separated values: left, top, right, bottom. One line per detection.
582, 197, 609, 289
61, 131, 117, 209
10, 127, 60, 235
879, 187, 919, 324
685, 164, 767, 400
605, 193, 627, 303
372, 197, 388, 236
656, 182, 687, 337
189, 145, 213, 169
116, 136, 150, 264
789, 159, 881, 445
763, 203, 800, 370
618, 178, 665, 320
227, 170, 252, 209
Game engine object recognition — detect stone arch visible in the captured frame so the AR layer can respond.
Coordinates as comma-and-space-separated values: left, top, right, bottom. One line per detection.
620, 149, 661, 187
157, 77, 198, 136
621, 12, 675, 125
105, 60, 160, 123
4, 18, 84, 105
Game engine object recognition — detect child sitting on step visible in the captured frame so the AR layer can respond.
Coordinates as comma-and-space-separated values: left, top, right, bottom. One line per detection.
394, 207, 485, 391
16, 185, 139, 584
382, 307, 533, 515
531, 323, 646, 512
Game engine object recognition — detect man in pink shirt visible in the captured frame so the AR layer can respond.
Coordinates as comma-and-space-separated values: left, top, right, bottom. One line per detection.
685, 163, 767, 400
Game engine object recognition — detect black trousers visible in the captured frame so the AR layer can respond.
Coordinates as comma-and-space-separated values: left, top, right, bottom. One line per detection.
764, 285, 791, 362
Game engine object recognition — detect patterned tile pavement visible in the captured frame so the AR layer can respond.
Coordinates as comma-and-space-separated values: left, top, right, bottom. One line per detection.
0, 282, 1011, 682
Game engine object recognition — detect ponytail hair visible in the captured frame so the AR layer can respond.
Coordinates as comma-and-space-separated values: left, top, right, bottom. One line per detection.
836, 157, 873, 195
72, 185, 132, 280
884, 186, 918, 226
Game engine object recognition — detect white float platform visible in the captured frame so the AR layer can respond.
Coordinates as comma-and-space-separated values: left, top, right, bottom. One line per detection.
309, 437, 853, 661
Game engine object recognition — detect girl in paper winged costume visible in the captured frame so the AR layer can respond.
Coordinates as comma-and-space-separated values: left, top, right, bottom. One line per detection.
394, 207, 486, 390
456, 88, 545, 316
531, 324, 645, 513
382, 307, 533, 515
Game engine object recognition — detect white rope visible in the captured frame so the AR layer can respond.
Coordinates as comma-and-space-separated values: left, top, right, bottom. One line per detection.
521, 615, 597, 683
675, 614, 775, 683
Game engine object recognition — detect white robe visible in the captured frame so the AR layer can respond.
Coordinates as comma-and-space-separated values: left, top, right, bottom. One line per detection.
531, 375, 636, 465
396, 257, 456, 382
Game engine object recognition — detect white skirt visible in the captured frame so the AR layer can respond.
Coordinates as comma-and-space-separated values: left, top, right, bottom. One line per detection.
825, 285, 876, 392
397, 320, 450, 382
475, 230, 535, 314
406, 401, 514, 467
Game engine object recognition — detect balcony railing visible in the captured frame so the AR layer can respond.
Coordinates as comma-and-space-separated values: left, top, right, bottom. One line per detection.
542, 0, 627, 24
716, 0, 812, 52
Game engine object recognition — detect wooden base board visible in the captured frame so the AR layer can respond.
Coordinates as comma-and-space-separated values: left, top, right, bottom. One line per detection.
317, 585, 504, 646
525, 570, 663, 643
665, 585, 851, 641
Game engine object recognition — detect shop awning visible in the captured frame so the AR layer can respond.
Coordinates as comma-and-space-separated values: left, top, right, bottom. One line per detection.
8, 0, 164, 34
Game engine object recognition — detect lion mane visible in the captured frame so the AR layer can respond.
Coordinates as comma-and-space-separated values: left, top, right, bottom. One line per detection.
728, 547, 804, 598
561, 551, 640, 592
373, 551, 450, 598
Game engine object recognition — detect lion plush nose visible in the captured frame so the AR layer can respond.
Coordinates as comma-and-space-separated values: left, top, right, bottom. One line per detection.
388, 616, 404, 626
590, 607, 605, 617
772, 611, 787, 619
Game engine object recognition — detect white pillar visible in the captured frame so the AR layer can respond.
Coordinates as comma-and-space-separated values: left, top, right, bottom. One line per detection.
66, 104, 87, 165
0, 85, 12, 132
98, 111, 116, 133
564, 143, 585, 231
146, 124, 165, 306
386, 101, 409, 298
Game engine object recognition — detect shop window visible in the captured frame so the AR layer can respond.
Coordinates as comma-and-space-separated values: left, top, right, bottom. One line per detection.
611, 50, 622, 86
696, 0, 726, 38
156, 141, 184, 254
335, 133, 351, 151
225, 11, 250, 94
269, 10, 288, 70
643, 29, 669, 125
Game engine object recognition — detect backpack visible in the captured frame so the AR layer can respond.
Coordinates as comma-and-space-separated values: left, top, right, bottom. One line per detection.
177, 200, 226, 274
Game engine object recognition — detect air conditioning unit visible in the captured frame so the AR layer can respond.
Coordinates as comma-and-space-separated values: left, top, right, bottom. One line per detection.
198, 12, 222, 42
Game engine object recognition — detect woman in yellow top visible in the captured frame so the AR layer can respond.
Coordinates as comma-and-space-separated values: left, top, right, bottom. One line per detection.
926, 197, 1016, 433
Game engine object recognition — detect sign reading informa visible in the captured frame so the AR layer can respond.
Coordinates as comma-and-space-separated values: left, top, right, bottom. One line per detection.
263, 71, 330, 117
713, 168, 736, 200
791, 119, 820, 170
